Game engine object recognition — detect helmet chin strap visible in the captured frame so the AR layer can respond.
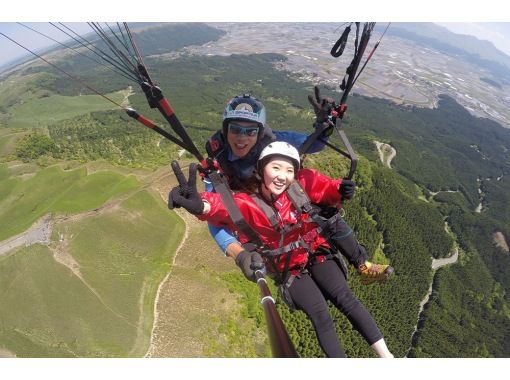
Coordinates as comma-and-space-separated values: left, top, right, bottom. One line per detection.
259, 181, 272, 201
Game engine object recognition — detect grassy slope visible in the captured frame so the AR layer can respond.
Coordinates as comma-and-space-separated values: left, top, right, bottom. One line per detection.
0, 163, 139, 241
0, 166, 184, 357
6, 91, 128, 129
0, 129, 27, 157
0, 245, 138, 357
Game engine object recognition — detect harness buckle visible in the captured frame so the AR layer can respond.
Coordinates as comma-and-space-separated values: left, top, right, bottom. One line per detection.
310, 254, 327, 266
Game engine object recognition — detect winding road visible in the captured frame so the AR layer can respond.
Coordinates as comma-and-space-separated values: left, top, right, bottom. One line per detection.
374, 141, 397, 168
405, 222, 459, 357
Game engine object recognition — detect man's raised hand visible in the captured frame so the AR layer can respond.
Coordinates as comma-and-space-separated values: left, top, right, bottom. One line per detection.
308, 85, 337, 124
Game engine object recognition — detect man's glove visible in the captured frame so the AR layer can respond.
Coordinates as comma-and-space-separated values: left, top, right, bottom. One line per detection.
235, 250, 264, 282
339, 179, 356, 200
168, 161, 204, 215
308, 85, 337, 124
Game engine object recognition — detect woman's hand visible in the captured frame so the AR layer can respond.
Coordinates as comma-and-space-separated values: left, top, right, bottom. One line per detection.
168, 161, 205, 215
339, 179, 356, 200
235, 250, 265, 282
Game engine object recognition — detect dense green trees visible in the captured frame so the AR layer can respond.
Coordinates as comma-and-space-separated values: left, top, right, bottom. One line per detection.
410, 249, 510, 357
15, 132, 56, 161
47, 111, 180, 168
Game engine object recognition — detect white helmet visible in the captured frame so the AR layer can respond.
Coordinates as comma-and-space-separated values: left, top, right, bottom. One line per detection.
257, 141, 300, 172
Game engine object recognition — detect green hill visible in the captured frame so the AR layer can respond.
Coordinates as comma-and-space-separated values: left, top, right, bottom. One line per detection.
0, 163, 184, 357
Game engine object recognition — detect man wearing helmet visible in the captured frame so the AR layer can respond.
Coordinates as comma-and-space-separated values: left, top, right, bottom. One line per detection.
204, 93, 392, 284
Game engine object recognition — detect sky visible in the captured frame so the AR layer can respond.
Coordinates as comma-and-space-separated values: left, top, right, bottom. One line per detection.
0, 23, 95, 68
1, 0, 510, 68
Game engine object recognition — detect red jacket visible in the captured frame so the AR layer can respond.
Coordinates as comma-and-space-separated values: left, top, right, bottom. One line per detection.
199, 169, 344, 273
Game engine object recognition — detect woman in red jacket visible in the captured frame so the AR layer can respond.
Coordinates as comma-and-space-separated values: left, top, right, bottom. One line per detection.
169, 142, 393, 358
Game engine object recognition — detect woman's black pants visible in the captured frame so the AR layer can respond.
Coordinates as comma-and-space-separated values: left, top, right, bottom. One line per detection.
287, 259, 383, 357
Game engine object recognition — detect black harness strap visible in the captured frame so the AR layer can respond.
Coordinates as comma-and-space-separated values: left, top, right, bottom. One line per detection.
207, 171, 265, 249
262, 241, 309, 257
286, 181, 330, 233
286, 182, 315, 216
249, 194, 279, 229
287, 181, 339, 239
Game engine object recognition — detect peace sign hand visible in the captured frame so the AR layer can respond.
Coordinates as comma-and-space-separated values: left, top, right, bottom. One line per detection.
168, 161, 204, 215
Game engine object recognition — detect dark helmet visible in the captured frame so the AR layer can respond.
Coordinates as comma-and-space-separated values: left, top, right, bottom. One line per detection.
222, 94, 266, 136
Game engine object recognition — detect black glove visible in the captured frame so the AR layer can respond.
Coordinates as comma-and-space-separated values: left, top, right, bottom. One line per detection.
168, 161, 204, 215
339, 179, 356, 200
308, 85, 337, 124
235, 250, 264, 282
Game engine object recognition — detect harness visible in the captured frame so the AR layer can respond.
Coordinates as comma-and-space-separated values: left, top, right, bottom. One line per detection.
204, 132, 350, 289
248, 188, 309, 285
248, 181, 344, 285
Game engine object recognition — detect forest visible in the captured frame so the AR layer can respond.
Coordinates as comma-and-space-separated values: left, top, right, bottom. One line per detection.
1, 22, 510, 358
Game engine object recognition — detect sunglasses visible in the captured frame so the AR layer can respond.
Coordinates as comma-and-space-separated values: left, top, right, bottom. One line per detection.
228, 123, 259, 137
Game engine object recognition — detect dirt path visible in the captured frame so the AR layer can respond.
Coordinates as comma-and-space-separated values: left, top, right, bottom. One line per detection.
406, 222, 459, 356
143, 165, 239, 357
120, 86, 134, 108
145, 211, 239, 357
143, 167, 191, 358
143, 208, 189, 358
374, 141, 396, 168
431, 246, 459, 270
475, 178, 484, 213
0, 348, 16, 358
493, 231, 510, 253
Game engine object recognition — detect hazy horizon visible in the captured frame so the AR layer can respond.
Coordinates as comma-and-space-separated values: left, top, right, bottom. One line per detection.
1, 22, 510, 71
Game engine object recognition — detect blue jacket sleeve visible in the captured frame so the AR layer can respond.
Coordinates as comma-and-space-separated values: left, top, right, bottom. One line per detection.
203, 178, 240, 255
274, 130, 327, 154
208, 224, 239, 254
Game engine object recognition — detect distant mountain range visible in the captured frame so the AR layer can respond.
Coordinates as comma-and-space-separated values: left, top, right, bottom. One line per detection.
384, 22, 510, 81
